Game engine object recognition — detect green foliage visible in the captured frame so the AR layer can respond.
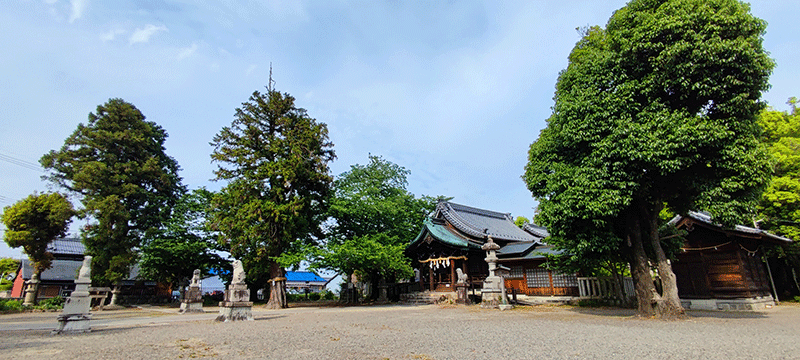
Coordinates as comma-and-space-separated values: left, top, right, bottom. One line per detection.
1, 193, 74, 276
296, 156, 435, 292
308, 292, 321, 301
758, 99, 800, 240
326, 156, 436, 244
757, 98, 800, 283
210, 84, 335, 291
0, 257, 20, 290
524, 0, 773, 315
308, 233, 414, 281
138, 188, 226, 289
36, 296, 64, 310
514, 216, 530, 228
0, 299, 22, 312
40, 99, 183, 285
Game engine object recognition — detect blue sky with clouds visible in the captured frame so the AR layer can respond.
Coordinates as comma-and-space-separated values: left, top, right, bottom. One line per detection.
1, 0, 798, 259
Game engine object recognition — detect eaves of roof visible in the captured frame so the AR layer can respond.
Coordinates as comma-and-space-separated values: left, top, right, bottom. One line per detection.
670, 211, 793, 245
408, 217, 483, 250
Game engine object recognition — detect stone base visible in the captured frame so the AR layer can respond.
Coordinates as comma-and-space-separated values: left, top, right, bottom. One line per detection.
456, 285, 470, 305
179, 301, 204, 314
681, 296, 775, 311
53, 313, 92, 334
216, 302, 253, 322
498, 304, 514, 311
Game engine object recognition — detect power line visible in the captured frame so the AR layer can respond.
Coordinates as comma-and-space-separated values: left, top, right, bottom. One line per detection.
0, 151, 43, 172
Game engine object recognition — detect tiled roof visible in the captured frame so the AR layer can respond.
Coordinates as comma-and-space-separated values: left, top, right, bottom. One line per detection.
523, 223, 550, 240
497, 242, 537, 257
20, 259, 82, 281
669, 211, 793, 244
436, 201, 539, 242
286, 271, 326, 283
46, 237, 85, 255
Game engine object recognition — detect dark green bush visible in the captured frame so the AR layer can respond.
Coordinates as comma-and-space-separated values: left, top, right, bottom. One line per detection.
37, 296, 64, 310
0, 299, 23, 312
308, 292, 321, 301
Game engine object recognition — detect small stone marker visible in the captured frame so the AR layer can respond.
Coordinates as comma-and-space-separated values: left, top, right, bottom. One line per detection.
216, 260, 253, 322
54, 256, 93, 334
180, 269, 204, 314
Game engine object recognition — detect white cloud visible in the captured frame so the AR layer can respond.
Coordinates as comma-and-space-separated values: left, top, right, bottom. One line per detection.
100, 28, 125, 42
177, 42, 198, 60
68, 0, 87, 23
129, 24, 168, 45
245, 64, 257, 76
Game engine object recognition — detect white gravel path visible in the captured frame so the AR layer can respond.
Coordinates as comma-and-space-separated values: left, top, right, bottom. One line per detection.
1, 303, 799, 359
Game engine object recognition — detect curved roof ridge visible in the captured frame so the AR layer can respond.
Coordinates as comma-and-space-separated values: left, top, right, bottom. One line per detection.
437, 201, 487, 238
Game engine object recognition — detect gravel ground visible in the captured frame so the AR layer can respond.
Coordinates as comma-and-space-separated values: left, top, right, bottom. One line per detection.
1, 303, 799, 359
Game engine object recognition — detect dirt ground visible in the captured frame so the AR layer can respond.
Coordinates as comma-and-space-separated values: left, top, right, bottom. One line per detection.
2, 303, 799, 359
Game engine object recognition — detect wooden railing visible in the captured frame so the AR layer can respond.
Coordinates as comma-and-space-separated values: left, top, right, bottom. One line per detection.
577, 277, 634, 301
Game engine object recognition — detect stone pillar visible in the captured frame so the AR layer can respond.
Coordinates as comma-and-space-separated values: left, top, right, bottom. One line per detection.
216, 260, 253, 322
180, 269, 204, 314
377, 277, 388, 303
54, 256, 93, 334
23, 273, 40, 306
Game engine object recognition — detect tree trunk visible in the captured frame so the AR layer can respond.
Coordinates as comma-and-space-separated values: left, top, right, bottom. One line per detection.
642, 202, 685, 319
265, 261, 287, 309
626, 209, 659, 317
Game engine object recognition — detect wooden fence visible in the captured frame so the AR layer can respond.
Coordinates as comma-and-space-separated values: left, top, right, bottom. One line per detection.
577, 277, 635, 302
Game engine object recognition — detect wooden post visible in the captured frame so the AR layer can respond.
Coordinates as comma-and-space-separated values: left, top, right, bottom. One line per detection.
450, 259, 455, 290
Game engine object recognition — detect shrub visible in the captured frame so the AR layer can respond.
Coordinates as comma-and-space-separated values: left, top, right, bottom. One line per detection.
0, 299, 23, 312
321, 290, 335, 300
308, 292, 321, 301
37, 296, 64, 310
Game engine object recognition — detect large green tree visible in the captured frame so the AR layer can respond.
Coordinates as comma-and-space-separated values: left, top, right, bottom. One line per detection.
138, 188, 226, 292
1, 193, 74, 302
524, 0, 773, 318
300, 156, 435, 300
210, 83, 335, 309
757, 98, 800, 295
41, 99, 183, 303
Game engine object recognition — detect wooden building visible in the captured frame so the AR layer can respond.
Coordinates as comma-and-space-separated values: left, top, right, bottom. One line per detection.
405, 200, 578, 296
669, 212, 792, 310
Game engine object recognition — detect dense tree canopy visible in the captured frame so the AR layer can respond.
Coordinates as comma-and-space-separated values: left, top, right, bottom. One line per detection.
300, 156, 435, 298
524, 0, 773, 317
1, 193, 74, 278
210, 83, 335, 308
40, 99, 184, 290
138, 188, 226, 291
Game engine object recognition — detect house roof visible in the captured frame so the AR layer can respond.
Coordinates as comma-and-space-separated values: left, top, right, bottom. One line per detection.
523, 223, 550, 240
669, 211, 793, 244
497, 242, 538, 257
434, 201, 540, 242
499, 244, 561, 261
20, 259, 82, 281
286, 271, 326, 284
46, 237, 85, 256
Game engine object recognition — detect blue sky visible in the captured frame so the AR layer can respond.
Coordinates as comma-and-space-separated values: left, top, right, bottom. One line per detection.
1, 0, 798, 259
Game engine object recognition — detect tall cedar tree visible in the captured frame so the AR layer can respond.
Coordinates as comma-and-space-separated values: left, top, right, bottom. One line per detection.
210, 84, 335, 309
1, 193, 74, 302
41, 99, 183, 298
524, 0, 773, 318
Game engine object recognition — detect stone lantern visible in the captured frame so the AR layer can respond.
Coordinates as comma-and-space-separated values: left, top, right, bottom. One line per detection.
480, 236, 504, 308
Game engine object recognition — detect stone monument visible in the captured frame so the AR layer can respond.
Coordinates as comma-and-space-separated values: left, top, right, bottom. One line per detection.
180, 269, 204, 313
455, 268, 470, 305
54, 256, 93, 334
22, 272, 40, 306
480, 236, 511, 309
216, 260, 253, 321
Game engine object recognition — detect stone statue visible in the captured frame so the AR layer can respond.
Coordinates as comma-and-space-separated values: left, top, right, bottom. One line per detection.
456, 268, 468, 284
78, 256, 92, 280
232, 259, 246, 284
191, 269, 201, 286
